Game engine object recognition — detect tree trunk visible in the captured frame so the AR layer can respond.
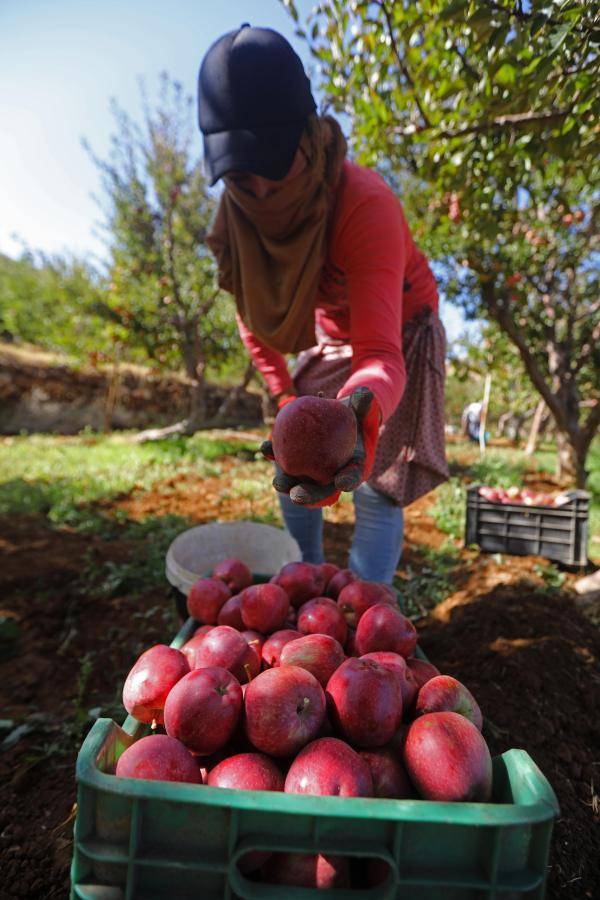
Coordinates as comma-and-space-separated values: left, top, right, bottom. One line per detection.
207, 360, 256, 427
524, 399, 546, 456
556, 430, 588, 488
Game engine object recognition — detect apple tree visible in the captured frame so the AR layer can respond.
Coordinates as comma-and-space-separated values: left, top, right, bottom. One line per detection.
85, 73, 246, 432
283, 0, 599, 485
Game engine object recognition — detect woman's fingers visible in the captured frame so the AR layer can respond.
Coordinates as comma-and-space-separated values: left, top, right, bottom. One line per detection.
289, 481, 337, 505
260, 439, 275, 461
272, 467, 299, 494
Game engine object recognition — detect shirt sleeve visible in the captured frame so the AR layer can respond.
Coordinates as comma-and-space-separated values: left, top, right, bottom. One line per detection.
334, 187, 407, 422
236, 313, 294, 398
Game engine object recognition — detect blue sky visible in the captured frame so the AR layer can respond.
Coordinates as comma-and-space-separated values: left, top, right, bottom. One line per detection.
0, 0, 465, 340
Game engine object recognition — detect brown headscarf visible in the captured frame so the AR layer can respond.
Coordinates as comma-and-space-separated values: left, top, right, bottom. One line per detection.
206, 115, 347, 354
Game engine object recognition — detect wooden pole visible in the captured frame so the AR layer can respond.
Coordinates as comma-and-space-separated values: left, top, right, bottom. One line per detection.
524, 398, 546, 456
479, 374, 492, 457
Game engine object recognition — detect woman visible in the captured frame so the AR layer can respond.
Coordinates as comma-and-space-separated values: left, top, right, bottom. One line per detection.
198, 25, 448, 584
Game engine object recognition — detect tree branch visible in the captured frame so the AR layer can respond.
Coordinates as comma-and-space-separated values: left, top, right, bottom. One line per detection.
480, 279, 565, 428
376, 0, 432, 129
393, 107, 576, 138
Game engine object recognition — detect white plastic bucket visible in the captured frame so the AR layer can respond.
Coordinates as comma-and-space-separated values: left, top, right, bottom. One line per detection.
165, 521, 302, 596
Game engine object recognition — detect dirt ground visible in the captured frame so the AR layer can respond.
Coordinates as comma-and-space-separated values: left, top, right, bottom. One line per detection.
0, 471, 598, 898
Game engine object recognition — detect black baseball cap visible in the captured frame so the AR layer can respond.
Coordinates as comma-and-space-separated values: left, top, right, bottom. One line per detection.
198, 24, 316, 185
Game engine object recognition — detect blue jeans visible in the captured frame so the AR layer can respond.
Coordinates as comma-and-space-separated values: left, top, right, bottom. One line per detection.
278, 482, 404, 584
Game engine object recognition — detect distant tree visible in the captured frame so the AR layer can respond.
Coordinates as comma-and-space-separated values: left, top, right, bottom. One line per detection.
283, 0, 600, 485
84, 72, 246, 432
0, 250, 109, 358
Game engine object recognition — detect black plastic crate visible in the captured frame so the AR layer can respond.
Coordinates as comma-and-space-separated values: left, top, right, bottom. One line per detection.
465, 485, 590, 567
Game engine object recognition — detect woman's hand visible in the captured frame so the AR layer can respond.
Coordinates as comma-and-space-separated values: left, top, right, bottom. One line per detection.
261, 387, 381, 508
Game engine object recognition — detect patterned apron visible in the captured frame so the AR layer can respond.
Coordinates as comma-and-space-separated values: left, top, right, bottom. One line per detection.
292, 307, 449, 507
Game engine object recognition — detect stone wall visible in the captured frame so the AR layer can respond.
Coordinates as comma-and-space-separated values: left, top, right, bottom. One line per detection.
0, 344, 264, 434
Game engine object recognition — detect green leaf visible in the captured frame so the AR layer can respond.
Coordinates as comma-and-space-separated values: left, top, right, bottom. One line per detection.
439, 0, 469, 21
494, 63, 517, 86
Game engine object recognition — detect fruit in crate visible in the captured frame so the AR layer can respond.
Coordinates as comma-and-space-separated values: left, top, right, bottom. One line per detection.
164, 666, 242, 755
360, 748, 415, 799
115, 734, 201, 783
326, 657, 403, 748
415, 675, 483, 731
360, 651, 418, 712
187, 577, 231, 624
212, 557, 252, 592
271, 395, 357, 484
217, 594, 244, 629
403, 711, 492, 802
122, 645, 189, 725
262, 852, 351, 889
185, 625, 257, 683
284, 737, 373, 797
315, 562, 340, 589
207, 752, 284, 791
244, 666, 326, 757
477, 485, 570, 507
356, 604, 418, 658
279, 634, 345, 687
241, 583, 290, 633
270, 562, 326, 607
326, 567, 358, 599
406, 657, 440, 689
337, 580, 395, 627
241, 630, 264, 669
297, 596, 348, 644
261, 629, 302, 667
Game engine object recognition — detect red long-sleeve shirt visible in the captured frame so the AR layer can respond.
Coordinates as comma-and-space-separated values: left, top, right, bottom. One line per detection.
236, 160, 438, 422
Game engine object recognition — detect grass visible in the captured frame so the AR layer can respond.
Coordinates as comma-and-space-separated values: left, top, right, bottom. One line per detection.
0, 431, 260, 527
396, 542, 462, 618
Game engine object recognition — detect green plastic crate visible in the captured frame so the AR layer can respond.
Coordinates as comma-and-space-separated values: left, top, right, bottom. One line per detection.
71, 616, 559, 900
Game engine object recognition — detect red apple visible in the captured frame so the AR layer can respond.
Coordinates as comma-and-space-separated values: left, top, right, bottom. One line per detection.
337, 580, 394, 627
242, 630, 264, 670
360, 748, 415, 799
403, 712, 492, 801
186, 625, 256, 683
406, 657, 440, 690
360, 651, 418, 714
212, 557, 252, 593
164, 666, 242, 755
244, 666, 325, 757
241, 583, 290, 634
326, 568, 358, 600
326, 658, 403, 748
271, 395, 357, 485
284, 737, 373, 797
207, 752, 284, 791
262, 852, 351, 889
261, 629, 302, 668
356, 604, 417, 658
115, 734, 200, 783
415, 675, 483, 731
315, 562, 340, 590
297, 597, 348, 645
122, 645, 189, 725
217, 594, 244, 630
187, 577, 231, 624
271, 562, 326, 608
193, 624, 214, 638
279, 634, 345, 687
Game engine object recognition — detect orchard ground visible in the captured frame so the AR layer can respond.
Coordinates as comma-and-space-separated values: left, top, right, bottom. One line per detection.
0, 431, 598, 899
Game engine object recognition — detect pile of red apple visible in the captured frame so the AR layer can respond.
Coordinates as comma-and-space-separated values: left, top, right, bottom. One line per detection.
478, 485, 570, 507
116, 558, 492, 890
